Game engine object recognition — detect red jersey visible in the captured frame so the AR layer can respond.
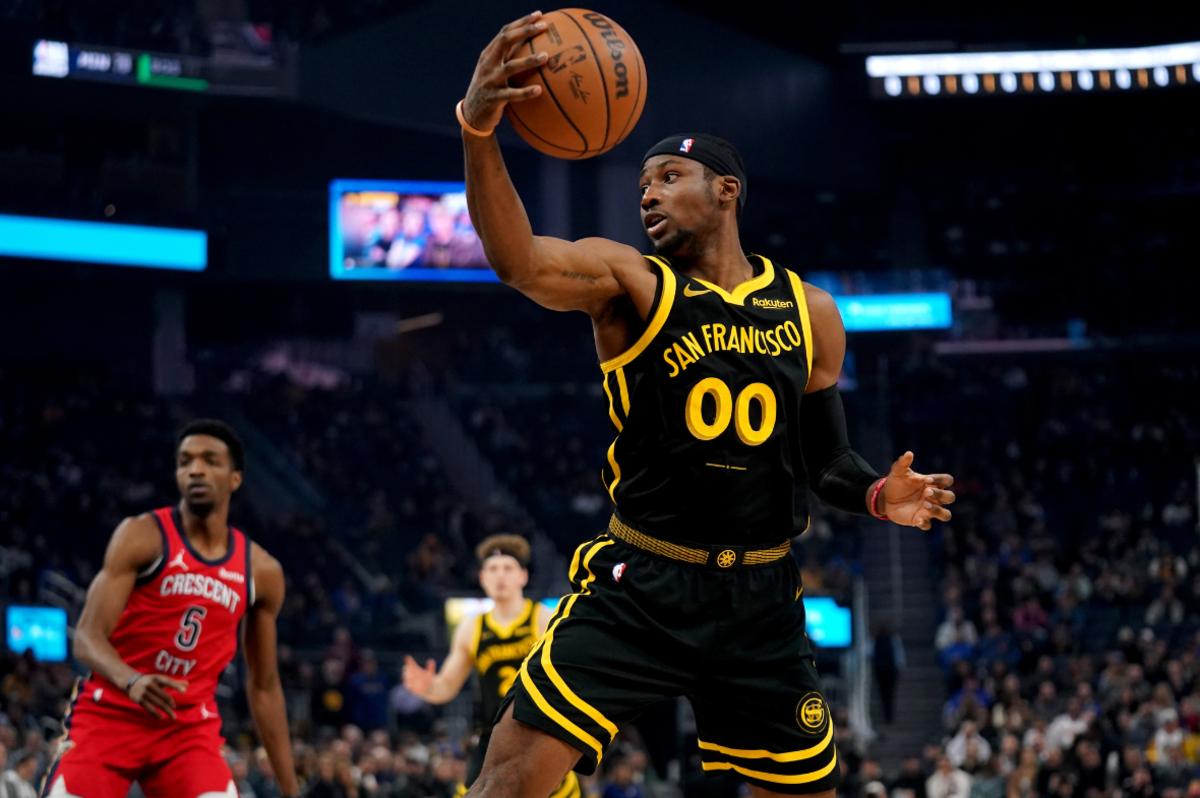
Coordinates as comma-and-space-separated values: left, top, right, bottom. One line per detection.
80, 506, 252, 713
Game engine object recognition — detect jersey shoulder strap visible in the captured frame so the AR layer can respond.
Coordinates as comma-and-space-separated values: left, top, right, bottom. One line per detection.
600, 256, 678, 374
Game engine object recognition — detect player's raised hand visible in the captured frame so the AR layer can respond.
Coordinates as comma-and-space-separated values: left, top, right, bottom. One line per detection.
879, 451, 955, 531
402, 655, 437, 698
461, 11, 549, 133
127, 673, 187, 719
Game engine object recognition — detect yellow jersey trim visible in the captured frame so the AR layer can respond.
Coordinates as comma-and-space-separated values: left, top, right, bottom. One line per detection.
604, 439, 621, 502
468, 613, 484, 660
484, 598, 535, 639
548, 771, 581, 798
602, 374, 623, 432
691, 254, 775, 306
614, 368, 631, 416
698, 721, 833, 762
785, 270, 814, 389
700, 750, 838, 785
518, 664, 604, 762
517, 538, 617, 764
600, 256, 676, 374
539, 541, 620, 741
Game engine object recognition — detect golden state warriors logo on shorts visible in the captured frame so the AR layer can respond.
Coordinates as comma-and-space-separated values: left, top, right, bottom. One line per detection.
716, 549, 736, 568
796, 692, 828, 733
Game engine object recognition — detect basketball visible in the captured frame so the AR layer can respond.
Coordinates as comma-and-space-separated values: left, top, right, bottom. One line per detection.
505, 8, 646, 159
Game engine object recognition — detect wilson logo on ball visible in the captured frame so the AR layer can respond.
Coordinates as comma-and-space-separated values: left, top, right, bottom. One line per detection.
505, 8, 646, 159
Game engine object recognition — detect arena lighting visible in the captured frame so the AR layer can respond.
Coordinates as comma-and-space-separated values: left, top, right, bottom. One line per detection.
835, 293, 952, 332
866, 40, 1200, 97
0, 214, 207, 271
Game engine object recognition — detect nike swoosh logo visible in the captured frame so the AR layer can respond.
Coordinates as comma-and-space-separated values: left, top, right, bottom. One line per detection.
683, 285, 712, 297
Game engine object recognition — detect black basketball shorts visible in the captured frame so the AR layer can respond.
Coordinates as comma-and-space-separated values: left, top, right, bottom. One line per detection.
505, 531, 841, 794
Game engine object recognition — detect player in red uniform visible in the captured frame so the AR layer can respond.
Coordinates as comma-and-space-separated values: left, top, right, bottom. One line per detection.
40, 420, 300, 798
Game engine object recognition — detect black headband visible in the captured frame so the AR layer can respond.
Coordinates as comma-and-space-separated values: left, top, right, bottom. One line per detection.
642, 133, 748, 208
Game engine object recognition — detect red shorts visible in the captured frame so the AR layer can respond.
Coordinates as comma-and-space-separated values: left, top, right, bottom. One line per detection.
41, 694, 233, 798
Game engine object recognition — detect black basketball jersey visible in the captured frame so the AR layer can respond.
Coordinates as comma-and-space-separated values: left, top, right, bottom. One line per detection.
470, 599, 541, 723
599, 254, 814, 546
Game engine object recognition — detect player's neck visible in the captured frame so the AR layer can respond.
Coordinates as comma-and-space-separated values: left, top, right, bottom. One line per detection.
177, 501, 230, 555
675, 229, 753, 291
490, 594, 526, 622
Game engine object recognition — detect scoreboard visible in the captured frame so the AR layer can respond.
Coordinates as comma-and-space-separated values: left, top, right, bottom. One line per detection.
32, 38, 296, 96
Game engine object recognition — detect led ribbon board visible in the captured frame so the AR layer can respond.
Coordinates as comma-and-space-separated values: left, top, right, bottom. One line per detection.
867, 40, 1200, 97
0, 214, 207, 271
835, 293, 952, 331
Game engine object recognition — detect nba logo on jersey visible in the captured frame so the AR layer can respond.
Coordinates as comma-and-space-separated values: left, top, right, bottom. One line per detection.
612, 562, 627, 583
679, 138, 694, 153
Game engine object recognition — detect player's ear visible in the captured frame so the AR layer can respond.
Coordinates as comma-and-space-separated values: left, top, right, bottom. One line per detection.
518, 568, 529, 589
231, 470, 243, 492
719, 176, 741, 209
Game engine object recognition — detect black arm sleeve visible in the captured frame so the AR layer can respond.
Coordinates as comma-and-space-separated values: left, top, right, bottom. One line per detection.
799, 384, 882, 515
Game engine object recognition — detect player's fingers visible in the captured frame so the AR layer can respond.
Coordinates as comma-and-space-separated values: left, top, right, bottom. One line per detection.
500, 10, 543, 34
160, 677, 188, 693
403, 655, 417, 668
498, 17, 547, 49
424, 659, 437, 672
503, 51, 548, 75
890, 451, 915, 475
147, 682, 177, 708
927, 503, 952, 522
928, 473, 955, 488
143, 693, 174, 719
930, 488, 956, 505
494, 85, 542, 102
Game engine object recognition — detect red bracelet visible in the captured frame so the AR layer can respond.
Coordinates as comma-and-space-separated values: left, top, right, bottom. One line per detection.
869, 477, 888, 520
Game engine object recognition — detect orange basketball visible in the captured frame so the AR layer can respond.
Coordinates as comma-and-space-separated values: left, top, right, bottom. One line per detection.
505, 8, 646, 159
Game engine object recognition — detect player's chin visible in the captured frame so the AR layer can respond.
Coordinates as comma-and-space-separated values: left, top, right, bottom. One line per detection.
650, 228, 691, 257
184, 497, 217, 517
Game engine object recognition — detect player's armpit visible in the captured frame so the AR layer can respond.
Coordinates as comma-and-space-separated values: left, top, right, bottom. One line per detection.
503, 236, 653, 317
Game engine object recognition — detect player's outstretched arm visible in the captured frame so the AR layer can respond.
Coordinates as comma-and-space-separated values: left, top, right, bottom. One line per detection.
402, 615, 476, 704
74, 515, 189, 719
461, 12, 650, 315
243, 545, 300, 797
800, 284, 955, 528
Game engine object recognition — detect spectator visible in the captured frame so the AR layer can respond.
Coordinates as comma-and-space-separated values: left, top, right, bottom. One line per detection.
870, 619, 905, 725
925, 754, 971, 798
1, 751, 38, 798
347, 650, 392, 733
946, 721, 992, 769
600, 756, 645, 798
935, 606, 978, 669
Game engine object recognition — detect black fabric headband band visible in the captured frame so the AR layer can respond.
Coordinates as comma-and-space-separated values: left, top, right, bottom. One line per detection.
642, 133, 748, 208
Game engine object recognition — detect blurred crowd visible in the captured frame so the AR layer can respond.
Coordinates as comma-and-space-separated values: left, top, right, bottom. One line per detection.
837, 354, 1200, 797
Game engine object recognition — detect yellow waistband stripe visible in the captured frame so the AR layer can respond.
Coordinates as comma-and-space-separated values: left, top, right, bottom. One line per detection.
607, 515, 791, 567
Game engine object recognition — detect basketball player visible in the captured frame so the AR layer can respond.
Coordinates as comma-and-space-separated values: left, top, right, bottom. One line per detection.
402, 534, 581, 798
41, 420, 300, 798
454, 13, 957, 798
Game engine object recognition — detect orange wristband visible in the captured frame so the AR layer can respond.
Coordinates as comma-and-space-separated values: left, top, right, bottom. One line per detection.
456, 100, 494, 137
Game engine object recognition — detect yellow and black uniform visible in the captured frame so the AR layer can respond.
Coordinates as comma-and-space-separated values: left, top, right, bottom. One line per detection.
506, 255, 840, 794
465, 600, 581, 798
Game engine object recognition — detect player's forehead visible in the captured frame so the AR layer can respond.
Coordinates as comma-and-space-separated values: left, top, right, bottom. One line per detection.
481, 553, 523, 570
639, 156, 701, 179
177, 434, 231, 459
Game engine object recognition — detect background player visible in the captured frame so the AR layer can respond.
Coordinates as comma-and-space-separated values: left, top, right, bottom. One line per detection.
456, 12, 956, 798
402, 534, 581, 798
41, 420, 300, 798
